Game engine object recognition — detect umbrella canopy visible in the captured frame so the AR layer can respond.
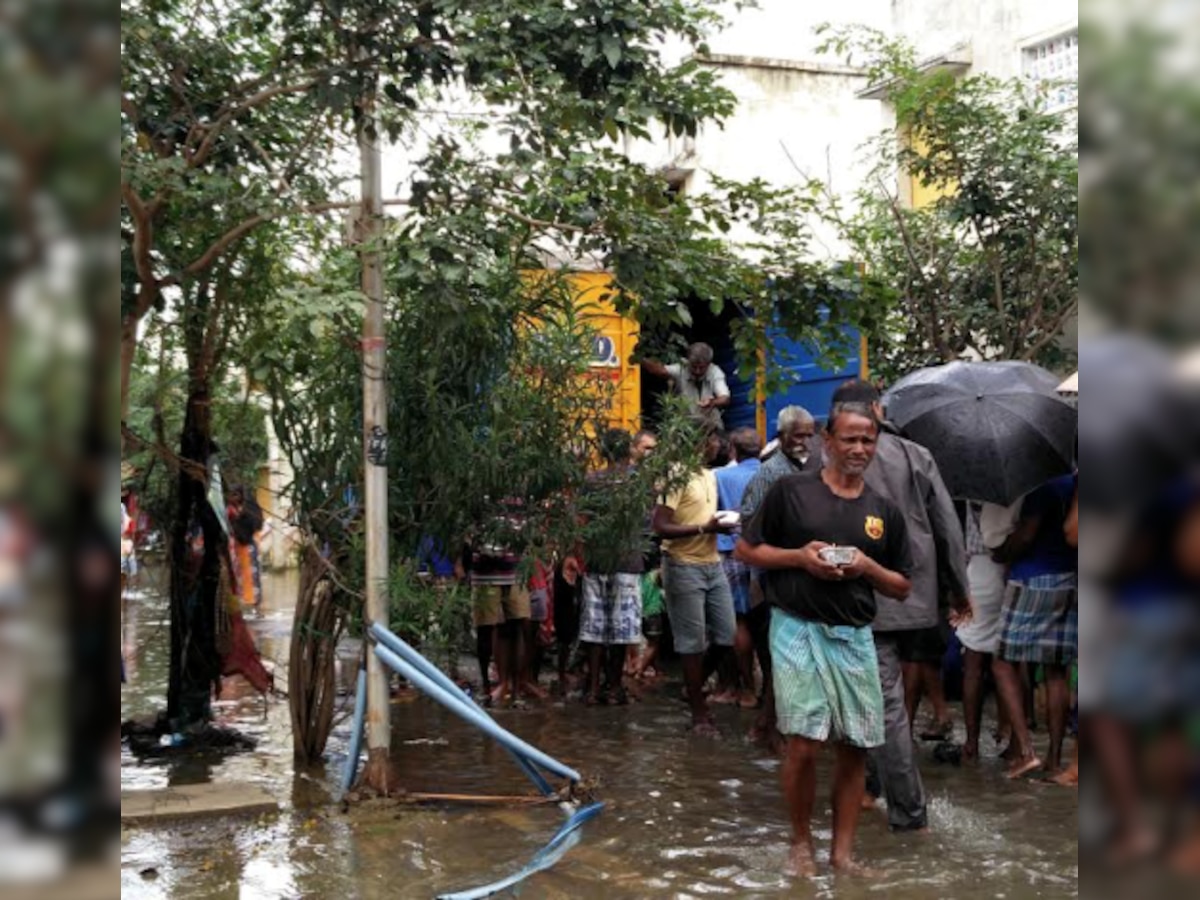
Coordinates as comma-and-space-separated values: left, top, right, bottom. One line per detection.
883, 361, 1077, 505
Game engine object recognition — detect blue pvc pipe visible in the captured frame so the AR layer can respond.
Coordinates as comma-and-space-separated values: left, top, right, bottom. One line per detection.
339, 664, 367, 799
372, 644, 581, 784
436, 802, 605, 900
368, 624, 554, 796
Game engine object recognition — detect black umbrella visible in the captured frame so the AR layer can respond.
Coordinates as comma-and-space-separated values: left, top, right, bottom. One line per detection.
883, 361, 1077, 505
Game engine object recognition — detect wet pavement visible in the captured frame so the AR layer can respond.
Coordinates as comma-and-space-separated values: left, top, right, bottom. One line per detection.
121, 566, 1078, 899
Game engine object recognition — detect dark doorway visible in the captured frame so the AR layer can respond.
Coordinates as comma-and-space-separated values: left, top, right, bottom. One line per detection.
639, 295, 756, 434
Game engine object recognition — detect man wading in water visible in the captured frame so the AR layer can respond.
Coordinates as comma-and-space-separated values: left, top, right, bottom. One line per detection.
736, 402, 912, 875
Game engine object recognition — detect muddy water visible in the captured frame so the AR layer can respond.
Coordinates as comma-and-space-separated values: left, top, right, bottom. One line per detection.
121, 567, 1077, 899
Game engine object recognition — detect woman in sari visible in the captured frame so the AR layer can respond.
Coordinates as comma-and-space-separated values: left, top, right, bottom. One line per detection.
227, 486, 264, 611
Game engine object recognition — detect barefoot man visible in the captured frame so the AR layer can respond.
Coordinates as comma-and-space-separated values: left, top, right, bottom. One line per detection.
736, 401, 913, 874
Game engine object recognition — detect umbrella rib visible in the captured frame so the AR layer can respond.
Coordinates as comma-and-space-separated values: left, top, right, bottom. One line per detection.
886, 392, 968, 427
988, 395, 1075, 457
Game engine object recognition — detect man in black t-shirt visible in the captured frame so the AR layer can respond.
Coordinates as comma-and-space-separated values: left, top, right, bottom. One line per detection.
736, 402, 912, 876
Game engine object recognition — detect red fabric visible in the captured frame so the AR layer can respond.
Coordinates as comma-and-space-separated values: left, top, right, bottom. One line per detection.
220, 613, 272, 694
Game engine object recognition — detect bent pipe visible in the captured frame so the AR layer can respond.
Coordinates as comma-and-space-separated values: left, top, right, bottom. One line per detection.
372, 644, 581, 784
338, 663, 368, 799
367, 624, 554, 796
436, 801, 605, 900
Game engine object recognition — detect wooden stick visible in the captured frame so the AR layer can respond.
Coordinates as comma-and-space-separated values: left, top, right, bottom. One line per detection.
400, 792, 558, 806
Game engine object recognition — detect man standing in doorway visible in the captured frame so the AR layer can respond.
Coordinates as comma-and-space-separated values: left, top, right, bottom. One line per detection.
736, 402, 913, 875
641, 342, 731, 431
829, 380, 971, 832
652, 436, 737, 735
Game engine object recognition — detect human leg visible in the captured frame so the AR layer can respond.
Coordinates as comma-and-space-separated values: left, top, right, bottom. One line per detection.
781, 735, 820, 875
962, 649, 987, 760
831, 743, 869, 870
735, 614, 757, 707
476, 624, 495, 696
662, 560, 714, 730
680, 652, 712, 728
605, 644, 627, 703
922, 662, 952, 733
993, 657, 1039, 776
901, 659, 922, 732
1045, 663, 1070, 772
748, 598, 780, 748
585, 643, 604, 704
868, 634, 927, 831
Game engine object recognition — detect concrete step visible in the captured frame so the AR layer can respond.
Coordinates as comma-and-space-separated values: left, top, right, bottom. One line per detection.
120, 783, 278, 825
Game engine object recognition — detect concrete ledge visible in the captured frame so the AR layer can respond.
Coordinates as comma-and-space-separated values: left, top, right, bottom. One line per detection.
693, 53, 865, 78
121, 783, 278, 825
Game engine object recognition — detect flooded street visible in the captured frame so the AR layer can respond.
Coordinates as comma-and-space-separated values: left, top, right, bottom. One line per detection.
121, 568, 1077, 899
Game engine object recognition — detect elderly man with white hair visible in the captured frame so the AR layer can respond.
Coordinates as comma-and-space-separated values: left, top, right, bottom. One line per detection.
641, 342, 731, 431
737, 405, 821, 747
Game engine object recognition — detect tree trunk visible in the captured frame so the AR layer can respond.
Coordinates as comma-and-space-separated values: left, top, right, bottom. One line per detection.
120, 318, 138, 427
166, 385, 223, 731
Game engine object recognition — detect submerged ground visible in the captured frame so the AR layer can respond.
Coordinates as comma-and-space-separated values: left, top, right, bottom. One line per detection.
120, 566, 1077, 899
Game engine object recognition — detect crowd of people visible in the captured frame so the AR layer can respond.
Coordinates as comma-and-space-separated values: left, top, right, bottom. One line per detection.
445, 345, 1079, 874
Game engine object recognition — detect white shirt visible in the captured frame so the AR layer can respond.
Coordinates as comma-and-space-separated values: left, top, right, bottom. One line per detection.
664, 362, 730, 426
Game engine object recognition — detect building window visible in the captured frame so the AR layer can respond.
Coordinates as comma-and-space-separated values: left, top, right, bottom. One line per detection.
1021, 29, 1078, 115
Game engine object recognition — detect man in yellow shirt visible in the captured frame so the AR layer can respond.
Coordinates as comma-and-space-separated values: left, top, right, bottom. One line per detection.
651, 437, 736, 735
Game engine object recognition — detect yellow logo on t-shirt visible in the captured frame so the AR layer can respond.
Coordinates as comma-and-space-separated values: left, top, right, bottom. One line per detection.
864, 515, 884, 540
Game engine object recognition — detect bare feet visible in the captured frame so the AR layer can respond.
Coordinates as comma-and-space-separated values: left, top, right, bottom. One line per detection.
519, 680, 548, 701
737, 690, 758, 709
831, 856, 883, 877
689, 717, 720, 738
1004, 754, 1043, 779
1044, 761, 1078, 787
710, 689, 738, 706
860, 793, 880, 812
788, 841, 817, 878
962, 742, 979, 763
919, 719, 954, 742
490, 684, 514, 706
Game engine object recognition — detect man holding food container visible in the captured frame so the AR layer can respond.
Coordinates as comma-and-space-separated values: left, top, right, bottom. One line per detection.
735, 400, 913, 875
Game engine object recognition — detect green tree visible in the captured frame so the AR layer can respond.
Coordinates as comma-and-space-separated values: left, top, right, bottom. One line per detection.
121, 0, 880, 748
812, 26, 1079, 382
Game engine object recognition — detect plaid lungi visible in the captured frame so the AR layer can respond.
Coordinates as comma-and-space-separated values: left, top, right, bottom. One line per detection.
770, 608, 884, 749
998, 572, 1078, 665
721, 553, 752, 615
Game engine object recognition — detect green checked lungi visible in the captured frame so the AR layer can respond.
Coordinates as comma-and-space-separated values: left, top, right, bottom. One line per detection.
770, 608, 885, 749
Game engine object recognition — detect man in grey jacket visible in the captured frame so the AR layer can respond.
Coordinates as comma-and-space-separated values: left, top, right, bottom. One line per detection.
830, 380, 972, 831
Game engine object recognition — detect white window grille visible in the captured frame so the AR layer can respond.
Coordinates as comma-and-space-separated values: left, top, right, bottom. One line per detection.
1021, 29, 1078, 115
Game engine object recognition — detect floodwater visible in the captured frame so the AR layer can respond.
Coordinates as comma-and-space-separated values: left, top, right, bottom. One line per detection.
121, 566, 1078, 899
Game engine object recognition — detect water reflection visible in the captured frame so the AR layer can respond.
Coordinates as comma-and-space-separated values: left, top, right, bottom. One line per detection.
122, 567, 1077, 898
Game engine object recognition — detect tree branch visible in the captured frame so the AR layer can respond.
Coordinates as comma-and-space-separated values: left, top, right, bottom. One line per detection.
121, 180, 162, 326
188, 79, 319, 170
1021, 297, 1078, 361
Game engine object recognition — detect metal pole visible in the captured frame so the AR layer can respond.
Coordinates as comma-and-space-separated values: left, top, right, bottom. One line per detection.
359, 84, 391, 787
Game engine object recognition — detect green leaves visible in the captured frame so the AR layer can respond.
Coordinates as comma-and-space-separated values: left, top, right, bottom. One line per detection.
600, 34, 623, 69
813, 26, 1078, 382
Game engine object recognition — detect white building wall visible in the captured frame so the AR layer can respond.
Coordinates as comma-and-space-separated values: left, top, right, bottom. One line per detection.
684, 60, 882, 258
888, 0, 1077, 80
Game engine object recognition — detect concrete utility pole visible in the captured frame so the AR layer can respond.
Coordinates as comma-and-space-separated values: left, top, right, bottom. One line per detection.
358, 85, 392, 791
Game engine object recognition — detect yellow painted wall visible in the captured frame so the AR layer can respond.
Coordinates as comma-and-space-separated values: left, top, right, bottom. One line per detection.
569, 272, 641, 434
905, 131, 954, 210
